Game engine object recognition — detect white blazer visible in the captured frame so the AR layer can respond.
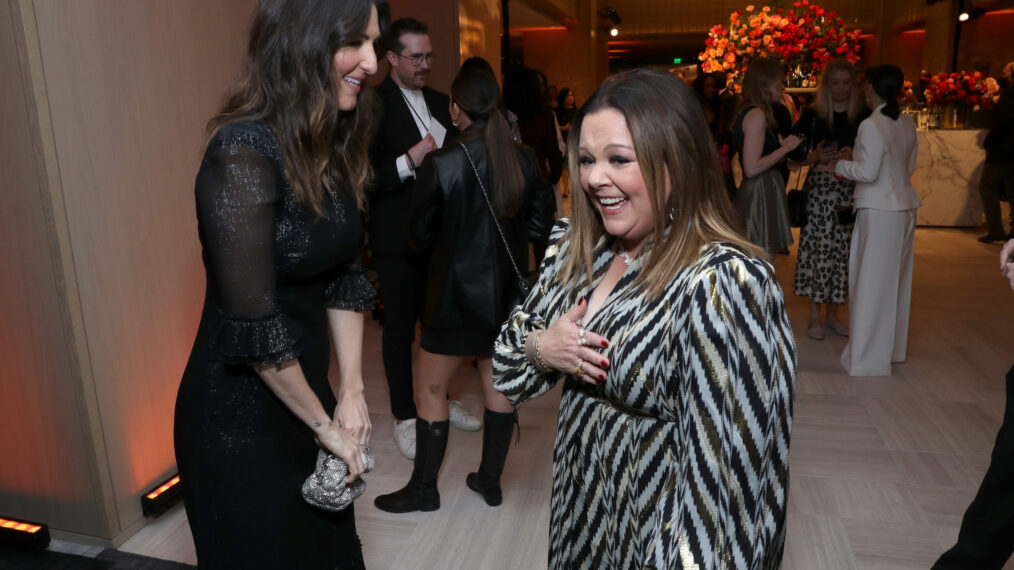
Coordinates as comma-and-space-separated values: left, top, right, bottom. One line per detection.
835, 104, 921, 211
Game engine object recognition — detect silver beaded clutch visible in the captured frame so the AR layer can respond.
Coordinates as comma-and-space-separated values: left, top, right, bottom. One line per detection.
301, 445, 374, 512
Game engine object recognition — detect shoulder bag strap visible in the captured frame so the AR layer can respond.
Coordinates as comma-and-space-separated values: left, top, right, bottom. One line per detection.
457, 142, 531, 295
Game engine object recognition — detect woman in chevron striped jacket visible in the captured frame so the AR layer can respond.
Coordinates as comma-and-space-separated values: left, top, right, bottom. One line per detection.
493, 68, 797, 569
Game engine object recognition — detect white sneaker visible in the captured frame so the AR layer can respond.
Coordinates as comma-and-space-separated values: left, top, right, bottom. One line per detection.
393, 418, 416, 459
448, 401, 482, 432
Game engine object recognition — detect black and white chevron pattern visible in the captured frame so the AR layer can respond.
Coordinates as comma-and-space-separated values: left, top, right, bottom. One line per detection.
494, 219, 797, 569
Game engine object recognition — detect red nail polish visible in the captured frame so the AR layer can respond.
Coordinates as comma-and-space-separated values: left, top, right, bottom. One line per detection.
578, 298, 585, 306
601, 360, 609, 368
601, 340, 609, 348
599, 374, 606, 382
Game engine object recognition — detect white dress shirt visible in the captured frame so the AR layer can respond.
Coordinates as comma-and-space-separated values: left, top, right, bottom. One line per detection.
395, 87, 447, 181
835, 103, 921, 211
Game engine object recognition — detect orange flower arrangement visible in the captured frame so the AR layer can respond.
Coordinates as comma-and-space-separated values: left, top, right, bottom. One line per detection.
699, 2, 863, 83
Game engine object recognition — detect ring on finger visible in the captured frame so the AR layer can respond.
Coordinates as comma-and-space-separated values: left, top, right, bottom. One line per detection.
577, 327, 587, 347
573, 360, 585, 376
360, 443, 374, 473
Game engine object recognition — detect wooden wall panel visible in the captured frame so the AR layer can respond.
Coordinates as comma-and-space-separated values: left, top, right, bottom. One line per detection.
522, 28, 606, 103
0, 0, 110, 537
513, 0, 579, 23
460, 0, 503, 78
958, 12, 1014, 75
889, 0, 927, 29
28, 0, 255, 536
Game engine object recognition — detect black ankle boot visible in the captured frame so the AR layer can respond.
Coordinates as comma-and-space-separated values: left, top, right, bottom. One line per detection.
374, 419, 448, 513
466, 409, 516, 506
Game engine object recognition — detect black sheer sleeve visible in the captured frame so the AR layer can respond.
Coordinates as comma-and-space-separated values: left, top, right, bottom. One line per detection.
324, 258, 376, 312
195, 124, 303, 366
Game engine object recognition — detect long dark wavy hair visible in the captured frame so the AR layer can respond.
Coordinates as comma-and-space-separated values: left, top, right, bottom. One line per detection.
451, 69, 525, 218
205, 0, 389, 217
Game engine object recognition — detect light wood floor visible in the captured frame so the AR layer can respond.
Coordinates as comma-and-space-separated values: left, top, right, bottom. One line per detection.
119, 226, 1014, 569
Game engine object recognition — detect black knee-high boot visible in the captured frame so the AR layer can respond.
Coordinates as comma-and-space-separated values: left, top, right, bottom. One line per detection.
374, 419, 448, 513
466, 409, 516, 506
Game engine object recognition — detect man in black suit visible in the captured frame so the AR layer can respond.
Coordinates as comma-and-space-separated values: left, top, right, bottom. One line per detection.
368, 18, 477, 459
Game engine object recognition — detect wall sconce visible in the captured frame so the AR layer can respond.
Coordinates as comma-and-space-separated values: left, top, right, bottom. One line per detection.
599, 6, 621, 36
0, 516, 50, 549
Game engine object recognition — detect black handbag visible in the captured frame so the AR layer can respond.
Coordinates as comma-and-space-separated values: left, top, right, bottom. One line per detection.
786, 113, 821, 227
458, 142, 535, 308
786, 170, 808, 227
836, 205, 857, 226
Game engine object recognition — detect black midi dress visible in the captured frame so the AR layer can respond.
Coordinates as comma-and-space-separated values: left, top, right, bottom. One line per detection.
174, 121, 375, 569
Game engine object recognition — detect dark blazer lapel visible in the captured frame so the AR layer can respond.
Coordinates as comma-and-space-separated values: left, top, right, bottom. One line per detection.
379, 75, 423, 149
423, 87, 454, 134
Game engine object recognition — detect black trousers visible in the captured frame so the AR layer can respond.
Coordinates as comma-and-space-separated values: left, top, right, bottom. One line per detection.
979, 162, 1014, 236
934, 365, 1014, 570
372, 253, 426, 421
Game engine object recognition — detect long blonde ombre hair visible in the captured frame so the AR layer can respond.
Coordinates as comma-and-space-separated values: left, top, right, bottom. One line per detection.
560, 68, 765, 299
813, 59, 864, 128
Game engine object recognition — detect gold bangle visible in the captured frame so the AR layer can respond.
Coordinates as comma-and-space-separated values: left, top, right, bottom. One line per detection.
532, 330, 549, 372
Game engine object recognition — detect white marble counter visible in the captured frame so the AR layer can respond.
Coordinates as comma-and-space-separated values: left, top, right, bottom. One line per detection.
912, 129, 987, 227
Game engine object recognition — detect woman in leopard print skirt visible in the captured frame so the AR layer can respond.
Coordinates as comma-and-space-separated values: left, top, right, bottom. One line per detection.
793, 59, 869, 340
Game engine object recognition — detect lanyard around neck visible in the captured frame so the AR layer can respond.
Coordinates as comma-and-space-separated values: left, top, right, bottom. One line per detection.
399, 89, 432, 133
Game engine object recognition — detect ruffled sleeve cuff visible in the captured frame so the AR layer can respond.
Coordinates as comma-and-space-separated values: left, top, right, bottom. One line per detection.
210, 310, 304, 367
493, 307, 561, 404
325, 268, 376, 312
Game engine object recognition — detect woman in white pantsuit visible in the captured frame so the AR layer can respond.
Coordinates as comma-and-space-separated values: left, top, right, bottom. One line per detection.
819, 65, 920, 376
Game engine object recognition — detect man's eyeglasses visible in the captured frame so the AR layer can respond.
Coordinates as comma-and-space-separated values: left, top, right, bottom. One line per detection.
392, 52, 433, 67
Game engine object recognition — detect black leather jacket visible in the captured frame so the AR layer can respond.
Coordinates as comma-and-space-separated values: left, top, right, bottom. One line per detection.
408, 125, 555, 333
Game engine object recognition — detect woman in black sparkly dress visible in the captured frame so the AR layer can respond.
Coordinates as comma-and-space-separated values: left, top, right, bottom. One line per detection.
173, 1, 387, 567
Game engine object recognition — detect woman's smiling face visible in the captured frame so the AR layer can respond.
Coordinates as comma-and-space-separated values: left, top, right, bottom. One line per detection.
578, 108, 664, 251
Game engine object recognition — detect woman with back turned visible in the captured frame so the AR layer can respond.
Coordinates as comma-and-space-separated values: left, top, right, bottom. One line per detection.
173, 1, 386, 567
372, 69, 554, 513
818, 64, 921, 376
